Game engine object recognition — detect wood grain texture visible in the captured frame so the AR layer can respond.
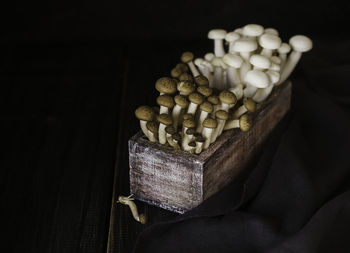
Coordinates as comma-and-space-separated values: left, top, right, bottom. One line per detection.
129, 81, 292, 213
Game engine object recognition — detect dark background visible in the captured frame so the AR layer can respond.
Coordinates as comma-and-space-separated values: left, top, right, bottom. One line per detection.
3, 0, 350, 252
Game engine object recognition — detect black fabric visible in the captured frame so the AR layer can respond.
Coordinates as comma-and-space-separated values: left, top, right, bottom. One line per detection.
133, 41, 350, 252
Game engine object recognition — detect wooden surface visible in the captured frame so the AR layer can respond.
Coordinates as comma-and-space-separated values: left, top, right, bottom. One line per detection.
129, 82, 291, 213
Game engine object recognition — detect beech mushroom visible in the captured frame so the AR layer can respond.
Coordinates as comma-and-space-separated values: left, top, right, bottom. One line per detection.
187, 92, 204, 115
177, 80, 195, 96
165, 126, 177, 148
249, 54, 271, 71
155, 77, 177, 95
176, 63, 189, 73
196, 101, 214, 133
218, 90, 237, 112
146, 121, 159, 142
232, 98, 257, 119
279, 35, 313, 84
182, 128, 195, 151
258, 34, 282, 57
252, 70, 280, 102
222, 53, 243, 88
232, 38, 258, 81
195, 135, 205, 154
194, 75, 209, 87
156, 95, 175, 114
172, 95, 189, 131
201, 118, 217, 149
172, 133, 181, 150
197, 86, 213, 98
229, 83, 244, 100
224, 114, 252, 132
242, 24, 264, 40
278, 42, 291, 68
194, 58, 207, 77
181, 52, 200, 77
170, 67, 182, 79
208, 29, 227, 57
179, 73, 194, 82
264, 28, 279, 36
211, 110, 229, 143
211, 56, 226, 90
157, 114, 173, 144
135, 106, 155, 139
182, 117, 195, 139
243, 69, 270, 98
225, 32, 240, 53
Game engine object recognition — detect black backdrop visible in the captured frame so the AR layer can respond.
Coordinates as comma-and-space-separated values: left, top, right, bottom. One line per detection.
3, 0, 350, 252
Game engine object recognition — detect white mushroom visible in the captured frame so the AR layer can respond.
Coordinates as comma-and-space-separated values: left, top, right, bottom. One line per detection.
211, 110, 229, 143
222, 53, 243, 88
229, 83, 244, 100
243, 69, 270, 98
135, 106, 155, 140
279, 35, 313, 84
242, 24, 264, 40
252, 70, 280, 102
208, 29, 227, 57
211, 56, 226, 90
225, 32, 240, 53
259, 34, 282, 57
263, 28, 279, 36
278, 42, 291, 68
249, 54, 271, 71
181, 51, 200, 77
232, 38, 258, 81
157, 114, 173, 145
201, 118, 217, 149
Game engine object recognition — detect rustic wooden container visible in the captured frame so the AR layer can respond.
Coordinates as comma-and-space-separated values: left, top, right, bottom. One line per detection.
129, 81, 292, 213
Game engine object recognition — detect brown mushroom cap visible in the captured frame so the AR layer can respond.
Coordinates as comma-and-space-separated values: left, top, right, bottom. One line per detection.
174, 95, 189, 108
219, 90, 237, 105
157, 114, 173, 125
146, 121, 159, 133
186, 128, 196, 135
176, 63, 189, 73
177, 80, 195, 95
188, 141, 196, 148
194, 75, 209, 86
243, 98, 257, 112
183, 118, 196, 128
182, 113, 194, 120
207, 95, 219, 105
215, 110, 229, 120
172, 133, 181, 142
199, 101, 214, 113
188, 92, 204, 105
156, 95, 175, 108
179, 73, 193, 82
135, 106, 154, 121
165, 126, 176, 135
170, 67, 182, 78
195, 135, 206, 143
202, 118, 218, 129
155, 77, 177, 94
239, 114, 253, 131
197, 86, 213, 97
181, 52, 194, 63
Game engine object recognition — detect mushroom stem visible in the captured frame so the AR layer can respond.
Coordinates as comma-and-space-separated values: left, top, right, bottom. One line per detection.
224, 119, 239, 130
196, 111, 209, 133
147, 129, 157, 142
195, 141, 204, 154
140, 121, 150, 139
243, 86, 258, 97
229, 84, 244, 100
279, 51, 301, 84
158, 123, 167, 144
232, 106, 248, 119
172, 104, 183, 131
202, 128, 214, 149
227, 67, 241, 88
211, 118, 225, 143
188, 61, 200, 77
187, 103, 199, 115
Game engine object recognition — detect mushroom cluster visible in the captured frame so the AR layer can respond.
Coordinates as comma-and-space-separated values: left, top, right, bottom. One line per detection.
135, 25, 312, 154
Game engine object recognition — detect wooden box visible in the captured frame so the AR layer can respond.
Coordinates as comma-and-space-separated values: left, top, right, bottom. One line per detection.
129, 81, 291, 213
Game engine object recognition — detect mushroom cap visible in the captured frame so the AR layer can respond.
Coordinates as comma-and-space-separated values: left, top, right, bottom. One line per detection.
173, 133, 181, 142
278, 43, 291, 54
155, 77, 177, 94
165, 125, 176, 135
170, 67, 182, 78
219, 90, 237, 105
208, 29, 227, 40
243, 98, 257, 112
146, 121, 159, 133
174, 95, 189, 108
259, 34, 282, 50
211, 57, 225, 67
204, 53, 215, 61
233, 38, 258, 53
186, 128, 196, 135
215, 110, 229, 120
156, 95, 175, 108
135, 106, 154, 121
239, 114, 252, 131
249, 54, 271, 69
244, 70, 270, 88
264, 28, 279, 36
199, 101, 214, 113
194, 58, 204, 67
270, 56, 282, 65
179, 73, 193, 82
177, 80, 195, 95
194, 75, 209, 86
289, 35, 313, 52
203, 118, 218, 129
176, 63, 189, 72
195, 135, 205, 143
207, 95, 219, 105
222, 53, 243, 68
183, 118, 196, 128
225, 32, 240, 42
242, 24, 264, 37
266, 70, 280, 84
157, 113, 173, 125
197, 86, 213, 97
181, 52, 194, 63
182, 113, 194, 120
234, 28, 243, 35
188, 92, 204, 105
188, 141, 196, 148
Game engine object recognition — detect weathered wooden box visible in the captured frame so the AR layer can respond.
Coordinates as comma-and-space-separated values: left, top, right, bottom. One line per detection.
129, 81, 291, 213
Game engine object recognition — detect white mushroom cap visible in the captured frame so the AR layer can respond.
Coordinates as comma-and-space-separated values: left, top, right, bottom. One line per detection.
204, 53, 215, 61
233, 28, 243, 35
264, 28, 279, 36
289, 35, 313, 52
244, 70, 270, 88
270, 56, 282, 65
208, 29, 227, 39
266, 70, 280, 84
222, 54, 243, 68
225, 32, 240, 42
194, 58, 204, 66
233, 38, 258, 53
242, 24, 264, 37
278, 43, 291, 54
211, 57, 225, 68
259, 34, 282, 50
249, 54, 271, 69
